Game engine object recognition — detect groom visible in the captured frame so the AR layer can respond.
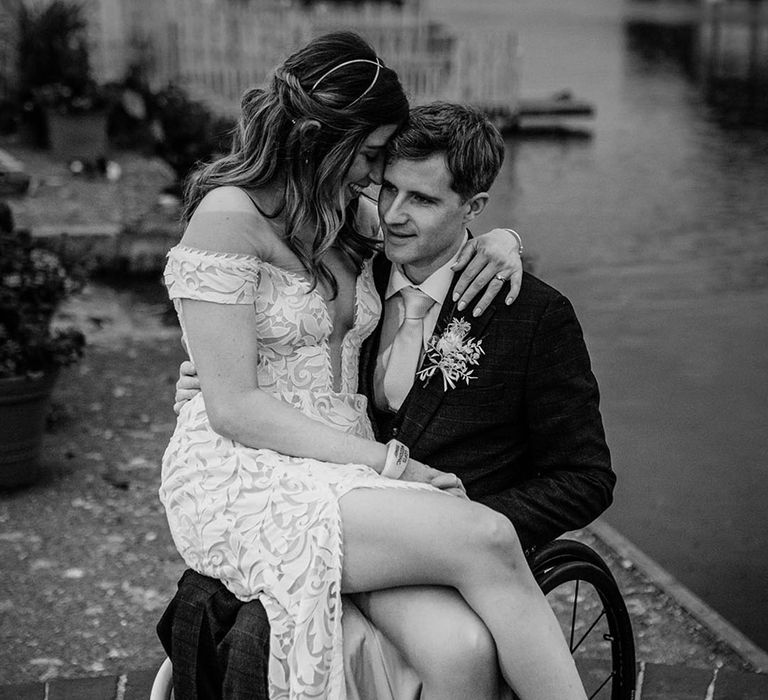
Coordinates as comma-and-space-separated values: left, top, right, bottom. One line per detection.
158, 102, 615, 698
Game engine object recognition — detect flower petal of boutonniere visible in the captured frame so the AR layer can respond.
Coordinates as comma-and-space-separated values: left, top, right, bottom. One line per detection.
416, 317, 484, 391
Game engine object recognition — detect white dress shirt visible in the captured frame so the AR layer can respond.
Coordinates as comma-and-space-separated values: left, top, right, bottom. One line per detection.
373, 233, 468, 411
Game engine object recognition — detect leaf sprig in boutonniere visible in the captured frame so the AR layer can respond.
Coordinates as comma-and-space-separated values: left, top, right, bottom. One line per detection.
416, 317, 484, 391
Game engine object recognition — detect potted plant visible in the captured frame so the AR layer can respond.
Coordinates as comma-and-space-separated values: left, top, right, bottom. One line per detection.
0, 201, 85, 488
18, 0, 109, 161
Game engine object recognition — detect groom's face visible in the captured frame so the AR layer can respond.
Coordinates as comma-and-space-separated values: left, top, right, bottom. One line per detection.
378, 153, 471, 284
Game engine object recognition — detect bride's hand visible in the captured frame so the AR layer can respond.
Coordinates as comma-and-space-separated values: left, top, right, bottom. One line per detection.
451, 228, 524, 316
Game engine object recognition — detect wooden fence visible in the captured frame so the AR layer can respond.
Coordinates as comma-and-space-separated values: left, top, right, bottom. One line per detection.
700, 0, 768, 82
89, 0, 520, 118
0, 0, 21, 99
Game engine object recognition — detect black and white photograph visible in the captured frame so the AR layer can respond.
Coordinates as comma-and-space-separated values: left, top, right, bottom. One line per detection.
1, 0, 767, 698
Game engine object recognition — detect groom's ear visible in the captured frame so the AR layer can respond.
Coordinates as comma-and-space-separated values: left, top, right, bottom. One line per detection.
462, 192, 490, 224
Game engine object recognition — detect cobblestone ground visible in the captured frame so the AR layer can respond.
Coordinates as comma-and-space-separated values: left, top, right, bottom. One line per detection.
2, 140, 177, 232
0, 141, 756, 686
0, 283, 752, 686
0, 284, 185, 685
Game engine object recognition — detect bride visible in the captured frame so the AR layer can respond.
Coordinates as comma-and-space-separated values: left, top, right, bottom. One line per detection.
160, 31, 587, 700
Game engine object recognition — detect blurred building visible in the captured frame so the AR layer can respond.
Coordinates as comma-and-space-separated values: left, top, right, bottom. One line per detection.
80, 0, 519, 117
0, 0, 22, 99
700, 0, 768, 80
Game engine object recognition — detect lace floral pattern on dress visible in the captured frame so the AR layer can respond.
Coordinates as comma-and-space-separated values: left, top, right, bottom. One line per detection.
160, 245, 435, 700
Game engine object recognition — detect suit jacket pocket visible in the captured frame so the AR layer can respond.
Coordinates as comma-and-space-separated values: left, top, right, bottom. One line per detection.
436, 382, 506, 425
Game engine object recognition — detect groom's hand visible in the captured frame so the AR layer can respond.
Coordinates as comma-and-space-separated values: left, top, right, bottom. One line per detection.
173, 360, 201, 415
400, 460, 468, 499
428, 471, 468, 499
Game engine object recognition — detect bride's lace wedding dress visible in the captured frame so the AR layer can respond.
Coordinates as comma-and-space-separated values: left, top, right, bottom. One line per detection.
160, 245, 433, 700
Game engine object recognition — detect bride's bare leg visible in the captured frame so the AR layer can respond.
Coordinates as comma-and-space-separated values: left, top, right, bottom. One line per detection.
354, 586, 501, 700
339, 489, 586, 700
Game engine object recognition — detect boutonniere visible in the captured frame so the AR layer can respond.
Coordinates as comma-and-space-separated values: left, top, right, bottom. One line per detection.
416, 317, 484, 391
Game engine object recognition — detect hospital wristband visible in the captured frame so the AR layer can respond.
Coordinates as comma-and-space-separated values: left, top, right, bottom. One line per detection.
382, 439, 409, 479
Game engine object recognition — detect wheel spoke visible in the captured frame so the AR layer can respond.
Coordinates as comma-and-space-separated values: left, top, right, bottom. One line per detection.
572, 608, 607, 654
535, 542, 636, 700
588, 670, 615, 699
569, 579, 580, 650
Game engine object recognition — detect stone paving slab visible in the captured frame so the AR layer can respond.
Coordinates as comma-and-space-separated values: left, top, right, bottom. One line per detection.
122, 669, 158, 700
0, 681, 43, 700
1, 663, 768, 700
639, 663, 714, 699
715, 666, 768, 699
47, 675, 119, 700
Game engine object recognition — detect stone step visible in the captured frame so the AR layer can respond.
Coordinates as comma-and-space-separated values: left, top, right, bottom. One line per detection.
1, 663, 766, 700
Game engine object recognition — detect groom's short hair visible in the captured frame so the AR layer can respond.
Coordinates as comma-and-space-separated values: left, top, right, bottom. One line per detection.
386, 102, 505, 201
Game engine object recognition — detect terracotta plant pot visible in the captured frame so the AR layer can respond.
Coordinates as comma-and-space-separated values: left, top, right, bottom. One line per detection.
0, 372, 58, 488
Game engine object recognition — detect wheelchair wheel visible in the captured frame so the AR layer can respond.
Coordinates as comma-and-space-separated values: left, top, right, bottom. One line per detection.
531, 540, 636, 700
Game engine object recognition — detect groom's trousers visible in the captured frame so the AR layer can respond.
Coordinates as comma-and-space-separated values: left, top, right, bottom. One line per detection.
157, 569, 438, 700
157, 569, 270, 700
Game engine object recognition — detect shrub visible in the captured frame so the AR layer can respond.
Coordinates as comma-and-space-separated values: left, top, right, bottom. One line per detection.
0, 203, 85, 378
152, 85, 234, 187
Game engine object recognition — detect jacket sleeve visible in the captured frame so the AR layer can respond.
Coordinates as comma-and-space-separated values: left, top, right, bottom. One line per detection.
475, 293, 615, 553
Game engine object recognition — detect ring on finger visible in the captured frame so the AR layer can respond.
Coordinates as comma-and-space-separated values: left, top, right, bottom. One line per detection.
494, 273, 507, 282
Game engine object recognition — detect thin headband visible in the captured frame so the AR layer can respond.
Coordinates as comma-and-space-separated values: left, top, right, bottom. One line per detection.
311, 58, 382, 107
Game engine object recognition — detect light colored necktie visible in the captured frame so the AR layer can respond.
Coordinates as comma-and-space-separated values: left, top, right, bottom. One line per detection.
382, 286, 435, 411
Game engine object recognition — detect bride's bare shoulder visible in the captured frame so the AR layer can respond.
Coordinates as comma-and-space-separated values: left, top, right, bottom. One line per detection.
181, 187, 279, 258
195, 186, 256, 214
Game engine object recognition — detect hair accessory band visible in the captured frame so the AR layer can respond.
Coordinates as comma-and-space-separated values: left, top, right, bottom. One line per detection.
311, 58, 382, 107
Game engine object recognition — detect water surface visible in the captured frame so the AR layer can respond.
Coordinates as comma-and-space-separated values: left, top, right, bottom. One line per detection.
116, 0, 768, 651
430, 0, 768, 650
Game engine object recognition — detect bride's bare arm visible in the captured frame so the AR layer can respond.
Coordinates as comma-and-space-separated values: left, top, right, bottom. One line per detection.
176, 188, 398, 473
180, 298, 462, 495
182, 298, 390, 470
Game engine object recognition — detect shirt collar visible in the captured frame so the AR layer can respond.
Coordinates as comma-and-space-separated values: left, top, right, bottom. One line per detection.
385, 231, 469, 305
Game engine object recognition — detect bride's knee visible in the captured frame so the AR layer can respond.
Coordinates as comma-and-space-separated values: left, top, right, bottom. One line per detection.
464, 508, 524, 570
448, 620, 497, 671
418, 616, 497, 685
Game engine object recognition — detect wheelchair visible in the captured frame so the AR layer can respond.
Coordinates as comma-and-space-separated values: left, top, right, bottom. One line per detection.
150, 538, 636, 700
527, 539, 636, 700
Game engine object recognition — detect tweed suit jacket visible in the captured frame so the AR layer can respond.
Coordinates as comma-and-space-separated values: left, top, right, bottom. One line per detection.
360, 254, 615, 552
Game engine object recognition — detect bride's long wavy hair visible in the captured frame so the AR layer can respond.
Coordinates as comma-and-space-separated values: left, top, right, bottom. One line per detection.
184, 32, 409, 295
